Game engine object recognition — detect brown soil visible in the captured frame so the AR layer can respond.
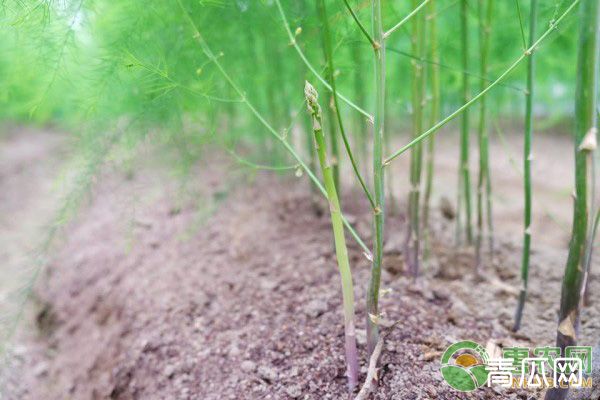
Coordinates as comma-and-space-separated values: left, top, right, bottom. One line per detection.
1, 128, 599, 400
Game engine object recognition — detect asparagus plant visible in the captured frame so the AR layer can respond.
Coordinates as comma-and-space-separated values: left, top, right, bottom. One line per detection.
340, 0, 387, 357
406, 0, 426, 278
383, 1, 580, 164
422, 0, 440, 258
304, 81, 359, 390
456, 0, 473, 245
513, 0, 537, 332
546, 1, 599, 399
366, 0, 386, 357
475, 0, 494, 272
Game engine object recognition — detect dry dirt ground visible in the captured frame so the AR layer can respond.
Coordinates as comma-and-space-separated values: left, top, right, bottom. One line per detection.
0, 127, 599, 400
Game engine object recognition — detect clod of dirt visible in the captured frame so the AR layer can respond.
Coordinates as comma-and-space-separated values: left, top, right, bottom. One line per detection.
304, 299, 329, 318
35, 302, 60, 337
257, 365, 278, 383
240, 360, 256, 373
439, 196, 456, 220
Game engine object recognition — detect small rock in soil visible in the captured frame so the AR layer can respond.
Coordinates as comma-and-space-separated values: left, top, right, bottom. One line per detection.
163, 364, 176, 379
240, 360, 256, 373
355, 328, 366, 345
304, 299, 328, 318
285, 384, 303, 398
257, 365, 278, 383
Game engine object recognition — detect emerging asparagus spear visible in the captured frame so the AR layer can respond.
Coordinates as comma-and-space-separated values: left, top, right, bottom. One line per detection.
304, 81, 359, 391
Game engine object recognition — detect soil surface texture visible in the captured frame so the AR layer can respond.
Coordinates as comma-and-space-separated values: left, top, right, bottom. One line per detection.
1, 128, 599, 400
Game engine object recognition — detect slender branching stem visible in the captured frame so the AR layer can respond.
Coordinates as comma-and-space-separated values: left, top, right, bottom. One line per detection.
423, 0, 439, 259
366, 0, 386, 358
305, 82, 359, 391
317, 7, 341, 193
581, 209, 600, 305
514, 0, 528, 51
385, 45, 525, 94
383, 0, 432, 40
457, 0, 473, 244
318, 0, 375, 206
176, 0, 371, 256
406, 0, 426, 279
546, 1, 599, 399
274, 0, 373, 121
383, 0, 581, 165
475, 0, 494, 272
225, 147, 299, 171
341, 0, 377, 49
514, 0, 537, 332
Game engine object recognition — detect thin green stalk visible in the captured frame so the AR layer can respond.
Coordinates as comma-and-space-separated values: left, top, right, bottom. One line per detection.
582, 111, 600, 304
423, 0, 440, 259
305, 82, 359, 391
225, 147, 299, 171
341, 0, 376, 49
383, 0, 581, 165
384, 45, 525, 94
546, 1, 599, 399
317, 0, 341, 196
581, 208, 600, 306
317, 0, 375, 208
352, 43, 370, 185
383, 0, 432, 40
325, 98, 341, 192
366, 0, 386, 358
476, 0, 494, 272
514, 0, 528, 50
582, 111, 600, 306
175, 0, 371, 256
513, 0, 537, 332
274, 0, 373, 121
457, 0, 473, 245
385, 89, 397, 215
485, 146, 494, 254
406, 0, 426, 278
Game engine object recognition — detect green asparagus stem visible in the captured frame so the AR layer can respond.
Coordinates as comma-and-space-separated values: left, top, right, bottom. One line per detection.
366, 0, 386, 357
423, 0, 440, 259
305, 81, 359, 391
513, 0, 537, 332
456, 0, 473, 245
545, 1, 599, 398
406, 0, 426, 278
